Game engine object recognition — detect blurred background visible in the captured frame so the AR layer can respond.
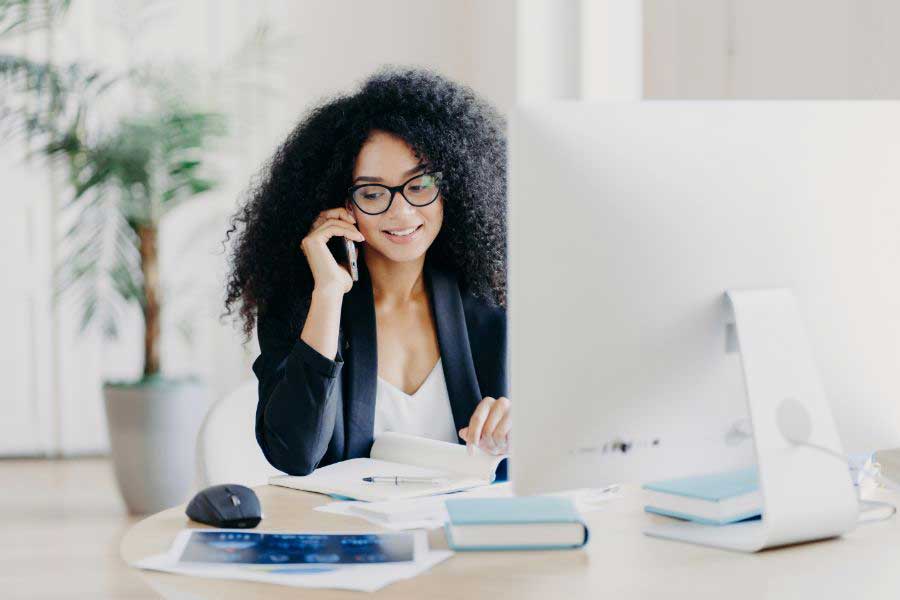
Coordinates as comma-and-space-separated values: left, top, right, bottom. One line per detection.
9, 0, 900, 460
3, 0, 900, 596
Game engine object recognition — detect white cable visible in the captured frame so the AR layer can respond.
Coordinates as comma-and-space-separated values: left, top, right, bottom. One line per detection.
786, 439, 897, 525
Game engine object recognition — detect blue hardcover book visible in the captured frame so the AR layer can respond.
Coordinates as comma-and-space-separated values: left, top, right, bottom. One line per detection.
444, 497, 589, 551
642, 468, 762, 526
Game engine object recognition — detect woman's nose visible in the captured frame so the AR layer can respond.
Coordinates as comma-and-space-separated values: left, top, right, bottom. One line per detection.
387, 190, 417, 217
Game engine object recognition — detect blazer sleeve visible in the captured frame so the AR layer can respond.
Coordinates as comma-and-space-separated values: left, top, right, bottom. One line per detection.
252, 308, 344, 475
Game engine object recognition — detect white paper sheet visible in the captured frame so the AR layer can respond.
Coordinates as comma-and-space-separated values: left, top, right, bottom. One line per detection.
314, 483, 622, 530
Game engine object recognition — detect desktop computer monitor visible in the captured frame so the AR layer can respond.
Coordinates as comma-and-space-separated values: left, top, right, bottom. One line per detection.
509, 101, 900, 497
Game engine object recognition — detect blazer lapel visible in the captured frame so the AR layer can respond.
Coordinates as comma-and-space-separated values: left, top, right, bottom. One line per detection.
426, 262, 484, 434
342, 259, 484, 459
342, 260, 378, 460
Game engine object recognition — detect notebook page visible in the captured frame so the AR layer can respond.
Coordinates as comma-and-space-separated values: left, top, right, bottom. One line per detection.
269, 458, 486, 502
370, 432, 506, 481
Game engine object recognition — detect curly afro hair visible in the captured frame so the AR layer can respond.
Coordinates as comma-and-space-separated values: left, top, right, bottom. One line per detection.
223, 66, 508, 340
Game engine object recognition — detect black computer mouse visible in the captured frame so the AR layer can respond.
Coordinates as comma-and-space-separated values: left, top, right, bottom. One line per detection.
186, 484, 262, 528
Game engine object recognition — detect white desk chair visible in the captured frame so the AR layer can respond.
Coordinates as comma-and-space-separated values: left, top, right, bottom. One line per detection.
195, 379, 283, 489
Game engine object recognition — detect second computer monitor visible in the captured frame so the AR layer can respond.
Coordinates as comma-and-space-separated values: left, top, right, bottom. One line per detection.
509, 101, 900, 496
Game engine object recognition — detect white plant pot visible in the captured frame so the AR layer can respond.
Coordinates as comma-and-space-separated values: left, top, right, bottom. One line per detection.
104, 378, 212, 515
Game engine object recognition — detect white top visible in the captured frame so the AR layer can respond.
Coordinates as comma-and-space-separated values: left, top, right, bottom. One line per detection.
373, 358, 458, 444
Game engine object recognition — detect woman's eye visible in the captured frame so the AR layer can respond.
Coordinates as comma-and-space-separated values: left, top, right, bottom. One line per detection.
363, 192, 384, 200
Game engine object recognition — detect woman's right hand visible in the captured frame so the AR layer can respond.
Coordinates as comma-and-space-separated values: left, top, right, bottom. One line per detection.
300, 207, 365, 296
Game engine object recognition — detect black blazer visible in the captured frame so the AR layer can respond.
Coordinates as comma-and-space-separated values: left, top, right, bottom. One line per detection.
252, 259, 508, 476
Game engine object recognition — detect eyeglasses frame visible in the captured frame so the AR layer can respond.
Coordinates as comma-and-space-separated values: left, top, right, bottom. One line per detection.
347, 170, 443, 215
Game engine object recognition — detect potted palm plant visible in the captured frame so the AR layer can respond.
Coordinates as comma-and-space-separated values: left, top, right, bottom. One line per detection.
54, 108, 226, 514
2, 5, 227, 513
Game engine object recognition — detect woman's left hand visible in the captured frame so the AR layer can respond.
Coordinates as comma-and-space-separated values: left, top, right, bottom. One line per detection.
459, 396, 511, 456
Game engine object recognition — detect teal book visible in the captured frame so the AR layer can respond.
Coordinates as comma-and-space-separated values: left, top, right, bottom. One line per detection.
642, 468, 762, 526
444, 497, 589, 551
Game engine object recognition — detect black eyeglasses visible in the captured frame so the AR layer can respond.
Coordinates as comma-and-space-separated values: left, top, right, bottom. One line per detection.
348, 171, 443, 215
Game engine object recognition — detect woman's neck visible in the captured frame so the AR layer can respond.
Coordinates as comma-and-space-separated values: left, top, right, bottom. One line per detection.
363, 249, 427, 308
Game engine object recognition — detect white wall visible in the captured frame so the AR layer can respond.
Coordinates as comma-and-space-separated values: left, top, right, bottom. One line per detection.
0, 0, 516, 456
0, 154, 51, 456
516, 0, 643, 101
644, 0, 900, 99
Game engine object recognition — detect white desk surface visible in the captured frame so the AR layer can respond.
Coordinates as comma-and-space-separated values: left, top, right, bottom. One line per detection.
120, 483, 900, 599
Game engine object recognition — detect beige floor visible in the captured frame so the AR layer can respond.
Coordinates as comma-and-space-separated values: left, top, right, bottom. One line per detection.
0, 458, 159, 599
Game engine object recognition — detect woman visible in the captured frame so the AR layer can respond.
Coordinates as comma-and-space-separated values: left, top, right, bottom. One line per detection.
224, 67, 509, 476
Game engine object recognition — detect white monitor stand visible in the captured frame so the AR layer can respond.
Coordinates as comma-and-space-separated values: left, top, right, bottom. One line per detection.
644, 289, 859, 552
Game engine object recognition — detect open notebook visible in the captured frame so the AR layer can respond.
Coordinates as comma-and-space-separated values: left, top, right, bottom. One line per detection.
269, 432, 507, 502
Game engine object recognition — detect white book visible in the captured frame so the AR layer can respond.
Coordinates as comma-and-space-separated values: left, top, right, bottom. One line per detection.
269, 432, 507, 502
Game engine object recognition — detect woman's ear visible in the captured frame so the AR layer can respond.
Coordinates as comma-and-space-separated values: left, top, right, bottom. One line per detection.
346, 202, 361, 223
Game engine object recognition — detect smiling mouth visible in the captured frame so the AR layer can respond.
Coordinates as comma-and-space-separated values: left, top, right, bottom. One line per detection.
383, 224, 423, 238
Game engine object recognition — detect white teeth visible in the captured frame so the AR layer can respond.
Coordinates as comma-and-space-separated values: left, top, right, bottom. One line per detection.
385, 226, 419, 236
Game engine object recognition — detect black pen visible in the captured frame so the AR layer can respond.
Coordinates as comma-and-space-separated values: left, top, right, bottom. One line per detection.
362, 476, 448, 485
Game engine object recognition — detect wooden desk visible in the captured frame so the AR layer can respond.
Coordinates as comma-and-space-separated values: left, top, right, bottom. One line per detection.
121, 484, 900, 599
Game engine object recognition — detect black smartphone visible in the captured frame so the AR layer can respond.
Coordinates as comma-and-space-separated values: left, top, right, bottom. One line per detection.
326, 236, 358, 281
